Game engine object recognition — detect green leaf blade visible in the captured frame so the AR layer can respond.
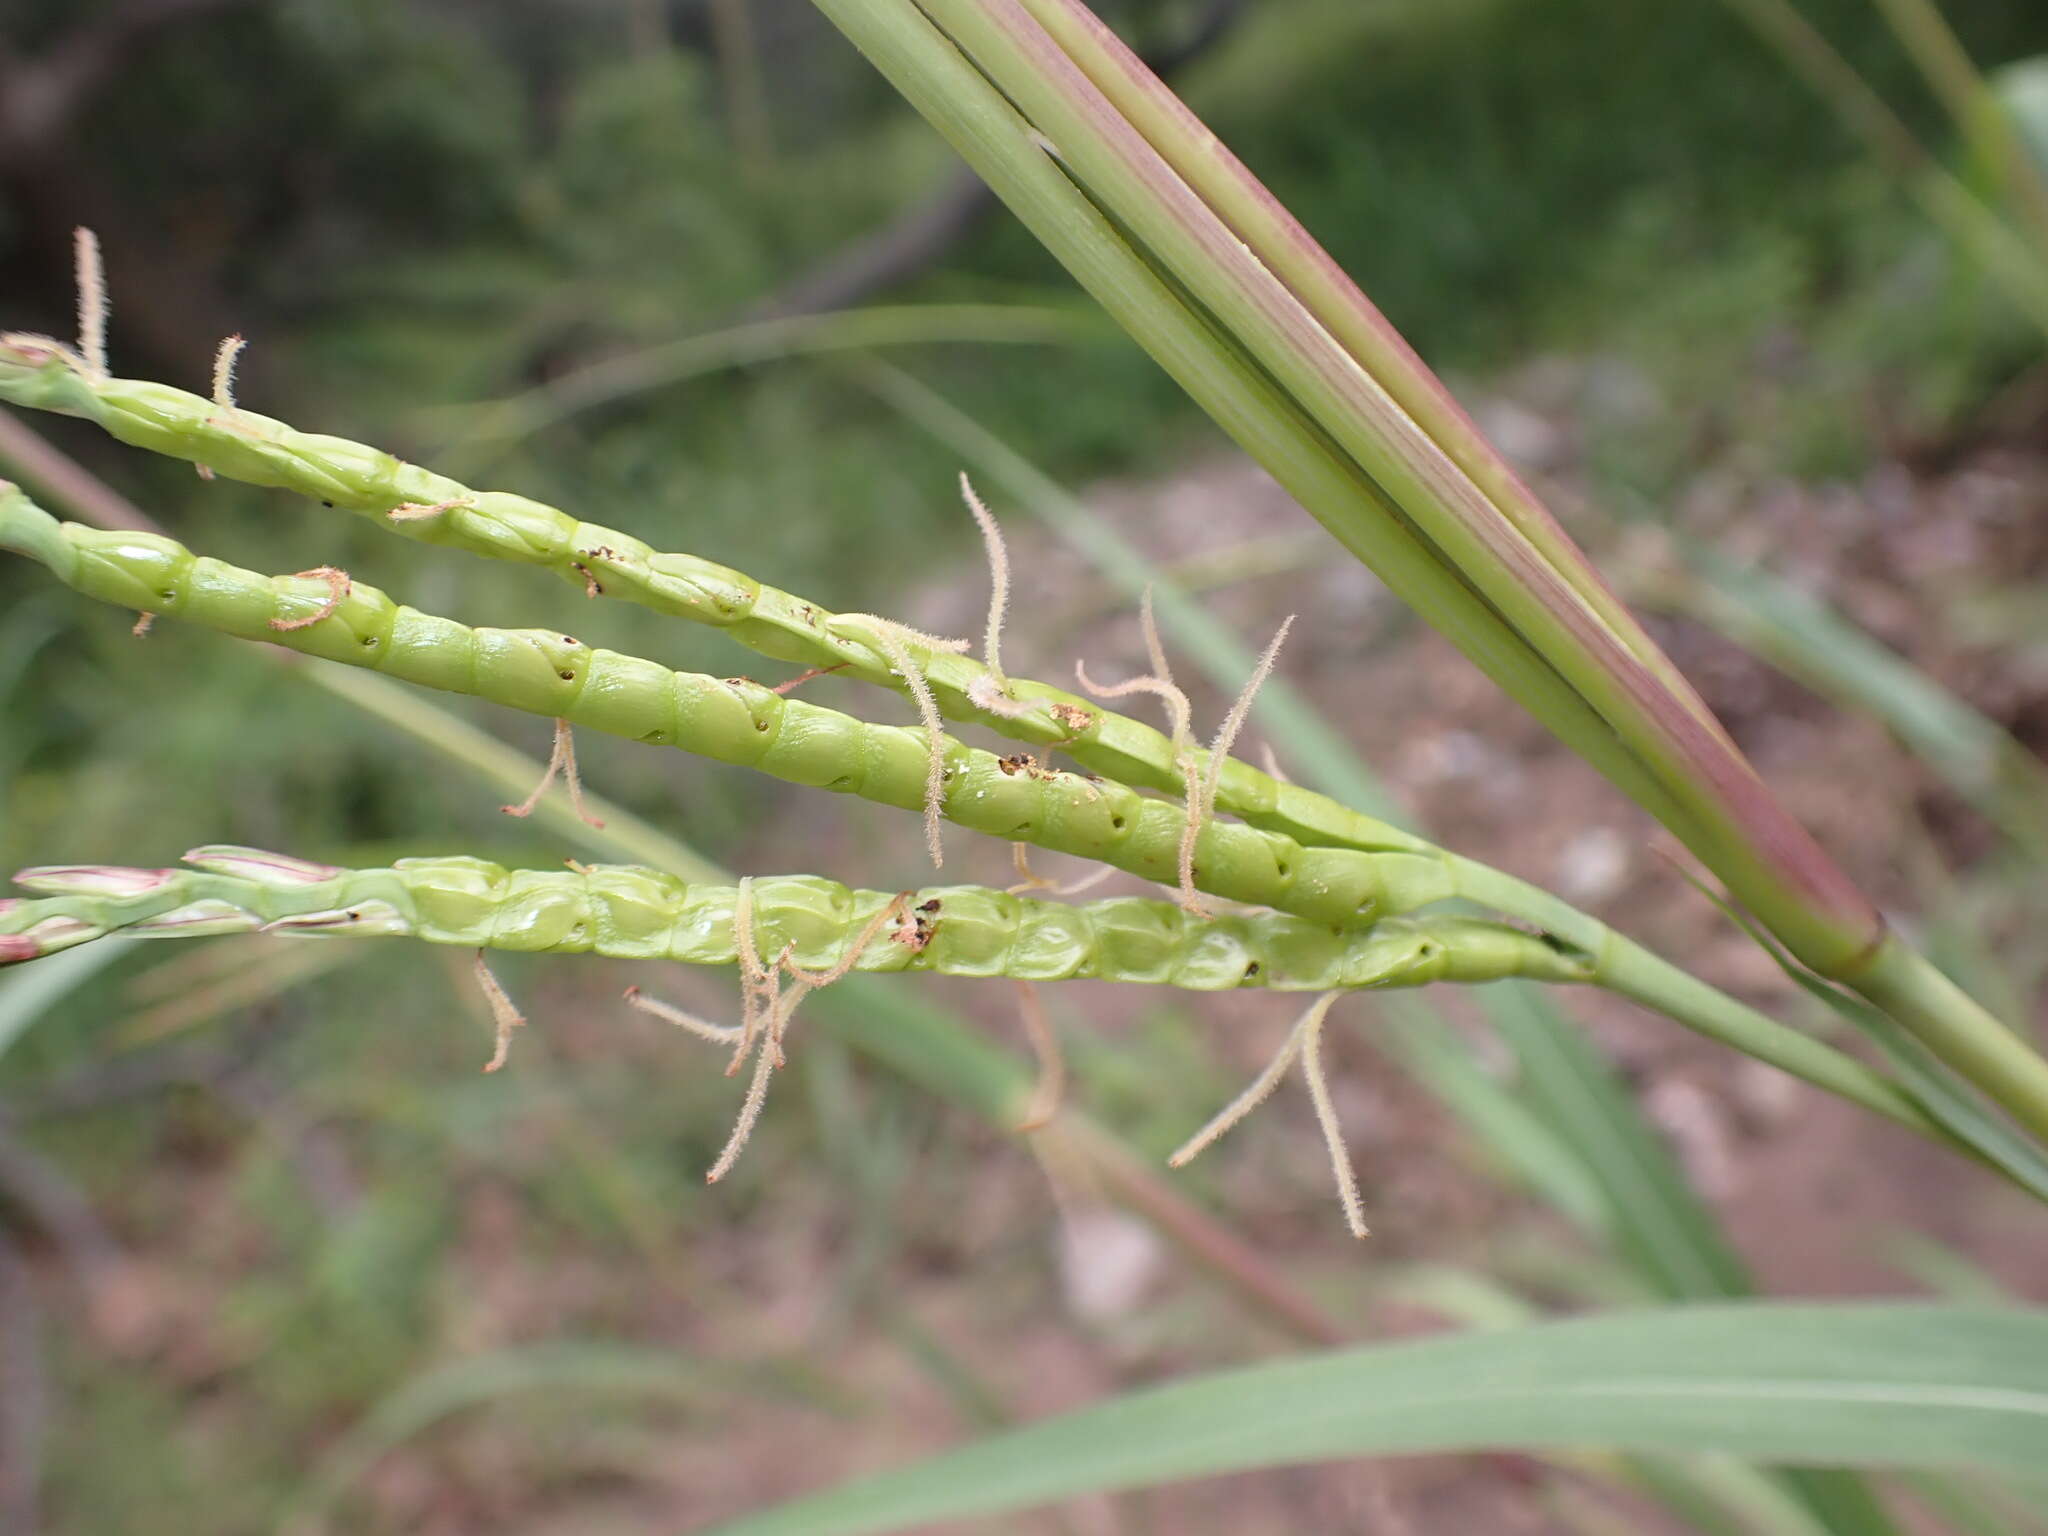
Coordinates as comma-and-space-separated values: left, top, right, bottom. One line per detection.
698, 1304, 2048, 1536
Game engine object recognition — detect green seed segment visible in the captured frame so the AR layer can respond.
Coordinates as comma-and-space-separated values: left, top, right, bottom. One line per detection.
0, 338, 1432, 859
0, 489, 1461, 925
0, 849, 1597, 992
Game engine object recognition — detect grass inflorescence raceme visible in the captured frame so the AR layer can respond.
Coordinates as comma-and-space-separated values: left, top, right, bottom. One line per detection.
0, 197, 2011, 1206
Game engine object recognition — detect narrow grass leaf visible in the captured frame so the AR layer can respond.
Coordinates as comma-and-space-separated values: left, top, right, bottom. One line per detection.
0, 940, 131, 1064
1375, 995, 1612, 1237
1672, 545, 2048, 860
696, 1303, 2048, 1536
1483, 982, 1749, 1300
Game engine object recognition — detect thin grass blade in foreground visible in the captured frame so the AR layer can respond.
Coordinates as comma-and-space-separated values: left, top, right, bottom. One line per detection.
1644, 543, 2048, 862
694, 1303, 2048, 1536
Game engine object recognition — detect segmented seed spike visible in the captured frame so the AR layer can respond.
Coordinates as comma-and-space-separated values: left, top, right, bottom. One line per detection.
0, 490, 1475, 926
0, 852, 1601, 993
0, 350, 1439, 867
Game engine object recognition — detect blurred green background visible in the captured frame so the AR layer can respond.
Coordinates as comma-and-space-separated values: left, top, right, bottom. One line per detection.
3, 1, 2047, 1531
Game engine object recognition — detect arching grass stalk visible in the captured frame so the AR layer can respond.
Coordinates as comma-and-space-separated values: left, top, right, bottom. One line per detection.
804, 0, 2048, 1143
0, 486, 1951, 1144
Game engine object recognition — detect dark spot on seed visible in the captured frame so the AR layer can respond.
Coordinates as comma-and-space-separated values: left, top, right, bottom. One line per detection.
1243, 960, 1260, 978
361, 636, 377, 647
562, 636, 577, 646
754, 719, 770, 731
1111, 815, 1126, 830
918, 898, 941, 913
321, 500, 334, 508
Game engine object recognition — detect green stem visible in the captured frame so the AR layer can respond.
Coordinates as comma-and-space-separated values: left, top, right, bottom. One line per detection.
1850, 943, 2048, 1146
1444, 857, 1950, 1144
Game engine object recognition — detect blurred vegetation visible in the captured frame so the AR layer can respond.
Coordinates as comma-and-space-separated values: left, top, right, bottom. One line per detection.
3, 0, 2047, 1531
